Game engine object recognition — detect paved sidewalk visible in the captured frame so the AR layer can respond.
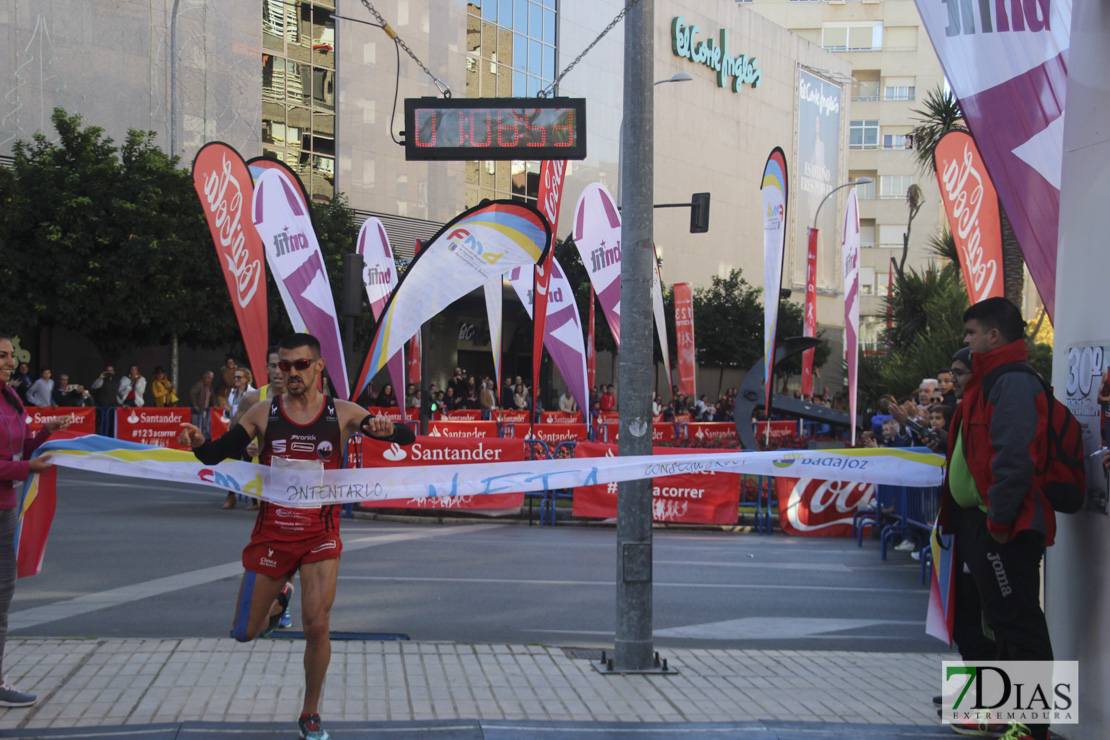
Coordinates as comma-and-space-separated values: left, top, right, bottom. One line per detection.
0, 637, 954, 738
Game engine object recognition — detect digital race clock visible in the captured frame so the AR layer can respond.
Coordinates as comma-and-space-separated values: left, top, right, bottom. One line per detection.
403, 97, 587, 161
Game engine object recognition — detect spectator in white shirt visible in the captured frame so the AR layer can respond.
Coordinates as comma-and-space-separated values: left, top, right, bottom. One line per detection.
26, 369, 54, 408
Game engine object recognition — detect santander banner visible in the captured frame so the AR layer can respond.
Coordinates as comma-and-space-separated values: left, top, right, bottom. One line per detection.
934, 131, 1005, 306
913, 0, 1070, 321
774, 477, 875, 537
252, 168, 349, 399
674, 282, 696, 397
360, 436, 526, 509
502, 423, 589, 443
594, 423, 677, 445
689, 422, 739, 445
25, 407, 96, 435
573, 442, 741, 524
427, 420, 499, 439
573, 183, 623, 346
114, 408, 192, 450
191, 143, 269, 383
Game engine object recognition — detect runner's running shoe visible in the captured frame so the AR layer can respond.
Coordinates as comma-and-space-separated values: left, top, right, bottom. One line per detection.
0, 682, 37, 707
299, 712, 330, 740
950, 714, 1008, 737
260, 582, 294, 639
279, 607, 293, 629
998, 722, 1036, 740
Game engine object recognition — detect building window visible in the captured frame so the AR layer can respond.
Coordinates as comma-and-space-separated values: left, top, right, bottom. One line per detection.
850, 120, 879, 149
466, 0, 557, 208
822, 23, 882, 52
880, 175, 914, 199
859, 267, 876, 295
882, 134, 913, 150
260, 1, 337, 201
884, 85, 915, 101
860, 220, 876, 248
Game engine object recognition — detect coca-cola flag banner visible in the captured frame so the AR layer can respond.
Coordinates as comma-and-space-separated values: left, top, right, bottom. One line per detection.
252, 167, 350, 399
674, 282, 696, 397
355, 217, 407, 420
841, 187, 861, 446
913, 0, 1071, 321
25, 407, 96, 435
191, 143, 269, 383
934, 131, 1005, 306
573, 183, 623, 346
761, 148, 789, 417
31, 436, 943, 512
360, 436, 526, 510
801, 228, 818, 398
775, 477, 875, 537
652, 247, 672, 395
506, 258, 590, 417
573, 442, 741, 525
354, 201, 551, 395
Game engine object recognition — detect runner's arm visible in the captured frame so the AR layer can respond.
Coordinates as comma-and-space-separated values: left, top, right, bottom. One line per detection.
337, 400, 416, 445
183, 402, 267, 464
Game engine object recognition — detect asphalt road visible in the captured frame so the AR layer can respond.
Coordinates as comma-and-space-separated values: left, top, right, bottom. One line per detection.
10, 468, 944, 653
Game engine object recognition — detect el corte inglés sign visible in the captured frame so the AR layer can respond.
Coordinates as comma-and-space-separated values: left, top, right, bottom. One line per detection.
671, 17, 761, 92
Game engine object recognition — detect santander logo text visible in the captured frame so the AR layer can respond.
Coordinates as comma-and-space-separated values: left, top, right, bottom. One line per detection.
203, 155, 261, 308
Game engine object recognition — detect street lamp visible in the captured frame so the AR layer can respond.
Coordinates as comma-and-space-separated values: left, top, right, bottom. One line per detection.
800, 177, 872, 396
617, 73, 692, 206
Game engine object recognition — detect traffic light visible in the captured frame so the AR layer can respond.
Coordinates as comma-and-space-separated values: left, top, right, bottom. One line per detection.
690, 192, 710, 233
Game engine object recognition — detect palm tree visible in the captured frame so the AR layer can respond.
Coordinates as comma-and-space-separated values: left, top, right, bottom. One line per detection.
911, 87, 1024, 307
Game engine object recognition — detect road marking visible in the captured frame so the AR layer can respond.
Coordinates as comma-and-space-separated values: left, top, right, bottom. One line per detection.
655, 559, 851, 572
654, 616, 923, 640
10, 525, 503, 631
338, 575, 925, 594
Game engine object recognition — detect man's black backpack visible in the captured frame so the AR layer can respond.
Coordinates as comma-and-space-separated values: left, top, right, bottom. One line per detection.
982, 362, 1087, 514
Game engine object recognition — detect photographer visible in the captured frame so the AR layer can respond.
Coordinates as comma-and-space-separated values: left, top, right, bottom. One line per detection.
52, 373, 92, 407
90, 365, 120, 409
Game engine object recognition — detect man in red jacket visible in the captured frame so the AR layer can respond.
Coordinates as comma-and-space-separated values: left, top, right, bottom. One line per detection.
938, 297, 1053, 740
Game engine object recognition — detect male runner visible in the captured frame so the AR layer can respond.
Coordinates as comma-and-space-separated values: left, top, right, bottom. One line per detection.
180, 333, 414, 740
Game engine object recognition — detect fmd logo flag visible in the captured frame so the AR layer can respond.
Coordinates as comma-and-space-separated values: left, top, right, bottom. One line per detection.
761, 147, 789, 419
252, 167, 349, 399
355, 200, 552, 397
913, 0, 1070, 321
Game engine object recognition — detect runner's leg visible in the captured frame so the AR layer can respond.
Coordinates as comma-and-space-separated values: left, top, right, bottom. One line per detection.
297, 557, 339, 715
231, 569, 290, 642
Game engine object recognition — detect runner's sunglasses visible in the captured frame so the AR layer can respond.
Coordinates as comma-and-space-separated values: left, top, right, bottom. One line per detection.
277, 359, 315, 371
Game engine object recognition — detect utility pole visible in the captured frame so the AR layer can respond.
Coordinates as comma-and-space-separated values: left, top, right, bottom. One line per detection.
615, 0, 654, 672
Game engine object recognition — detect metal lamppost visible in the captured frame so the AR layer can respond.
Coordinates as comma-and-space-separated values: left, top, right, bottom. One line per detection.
616, 72, 691, 208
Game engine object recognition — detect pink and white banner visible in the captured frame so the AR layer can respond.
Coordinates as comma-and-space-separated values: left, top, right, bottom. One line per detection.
842, 187, 860, 446
507, 258, 590, 417
934, 131, 1005, 306
801, 228, 818, 398
674, 283, 696, 398
587, 287, 596, 392
483, 277, 504, 393
356, 217, 406, 421
252, 167, 349, 399
573, 183, 622, 347
913, 0, 1071, 321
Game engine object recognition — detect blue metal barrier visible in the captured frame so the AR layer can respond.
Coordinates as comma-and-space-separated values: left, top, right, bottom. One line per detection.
499, 422, 514, 438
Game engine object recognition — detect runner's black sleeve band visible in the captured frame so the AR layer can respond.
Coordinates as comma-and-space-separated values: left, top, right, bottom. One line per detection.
193, 424, 252, 465
359, 416, 416, 445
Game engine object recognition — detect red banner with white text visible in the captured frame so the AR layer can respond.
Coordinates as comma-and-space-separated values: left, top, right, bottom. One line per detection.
427, 420, 499, 439
594, 423, 677, 445
572, 442, 741, 524
363, 406, 405, 422
25, 407, 97, 435
538, 410, 584, 424
360, 436, 526, 509
502, 423, 589, 443
191, 143, 269, 383
756, 420, 797, 442
687, 422, 739, 446
801, 227, 818, 397
674, 282, 696, 397
775, 477, 875, 536
114, 407, 193, 450
934, 131, 1004, 306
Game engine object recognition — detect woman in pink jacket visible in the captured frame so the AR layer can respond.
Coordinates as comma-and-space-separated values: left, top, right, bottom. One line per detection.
0, 334, 68, 707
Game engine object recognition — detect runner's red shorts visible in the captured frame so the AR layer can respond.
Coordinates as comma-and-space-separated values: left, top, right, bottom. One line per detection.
242, 532, 343, 578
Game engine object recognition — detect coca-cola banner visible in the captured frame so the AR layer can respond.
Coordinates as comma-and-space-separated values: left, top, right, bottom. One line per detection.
360, 436, 526, 509
572, 442, 741, 524
427, 420, 499, 439
674, 282, 696, 398
209, 407, 233, 438
775, 477, 875, 536
912, 0, 1070, 321
191, 143, 269, 383
934, 131, 1004, 306
114, 408, 193, 450
532, 160, 566, 422
25, 407, 96, 435
502, 423, 589, 443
